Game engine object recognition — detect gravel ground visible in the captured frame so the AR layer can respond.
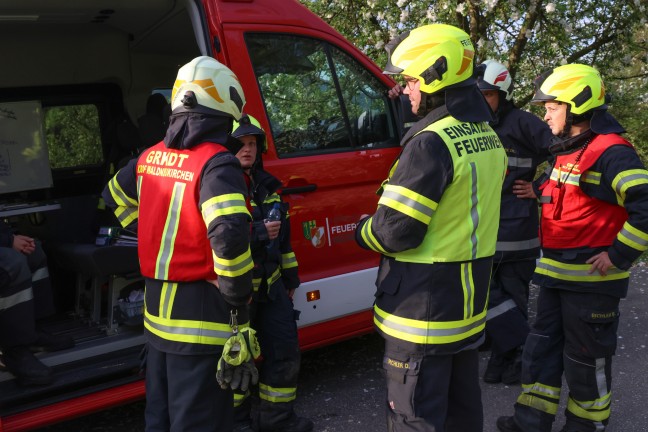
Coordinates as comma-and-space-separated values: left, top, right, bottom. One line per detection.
38, 263, 648, 431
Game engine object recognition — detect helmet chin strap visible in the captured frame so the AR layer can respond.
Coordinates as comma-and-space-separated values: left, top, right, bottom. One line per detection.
549, 128, 594, 155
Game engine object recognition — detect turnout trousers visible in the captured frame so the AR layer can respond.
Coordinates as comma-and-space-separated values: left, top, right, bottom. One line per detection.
383, 340, 483, 432
485, 259, 534, 354
512, 287, 620, 432
145, 344, 232, 432
0, 244, 53, 349
235, 279, 301, 427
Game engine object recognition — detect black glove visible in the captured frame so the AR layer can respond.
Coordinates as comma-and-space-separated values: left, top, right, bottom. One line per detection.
216, 328, 260, 391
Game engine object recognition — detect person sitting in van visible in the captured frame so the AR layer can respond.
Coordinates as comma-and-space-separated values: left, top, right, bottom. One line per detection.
231, 114, 313, 432
0, 221, 74, 386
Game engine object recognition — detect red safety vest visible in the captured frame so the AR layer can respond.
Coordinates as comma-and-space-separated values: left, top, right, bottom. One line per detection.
136, 141, 227, 281
539, 133, 632, 249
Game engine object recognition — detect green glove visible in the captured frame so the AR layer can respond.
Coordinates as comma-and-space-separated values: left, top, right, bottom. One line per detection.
216, 328, 260, 390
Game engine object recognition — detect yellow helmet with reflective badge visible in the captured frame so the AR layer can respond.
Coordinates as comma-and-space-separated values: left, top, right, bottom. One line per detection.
171, 56, 245, 120
384, 24, 476, 94
531, 64, 606, 115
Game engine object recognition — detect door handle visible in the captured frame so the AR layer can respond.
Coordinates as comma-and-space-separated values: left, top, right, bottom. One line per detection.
280, 184, 317, 195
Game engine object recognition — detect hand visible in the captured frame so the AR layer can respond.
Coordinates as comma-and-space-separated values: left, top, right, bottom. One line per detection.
586, 251, 613, 277
387, 85, 403, 100
264, 220, 281, 240
512, 180, 537, 199
286, 288, 296, 300
13, 235, 35, 255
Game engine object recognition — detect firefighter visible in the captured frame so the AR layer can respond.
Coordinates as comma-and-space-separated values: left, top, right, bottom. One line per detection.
497, 64, 648, 432
230, 114, 313, 432
0, 222, 74, 386
475, 60, 553, 385
103, 56, 256, 432
355, 24, 507, 432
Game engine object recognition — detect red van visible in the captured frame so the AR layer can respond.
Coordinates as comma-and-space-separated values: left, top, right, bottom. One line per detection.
0, 0, 408, 429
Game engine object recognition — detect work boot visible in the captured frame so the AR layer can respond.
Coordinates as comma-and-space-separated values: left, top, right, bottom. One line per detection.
496, 416, 523, 432
501, 348, 523, 385
258, 414, 314, 432
30, 330, 75, 352
483, 353, 510, 383
1, 345, 53, 386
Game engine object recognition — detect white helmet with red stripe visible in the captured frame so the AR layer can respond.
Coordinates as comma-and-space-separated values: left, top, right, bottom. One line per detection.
477, 59, 513, 101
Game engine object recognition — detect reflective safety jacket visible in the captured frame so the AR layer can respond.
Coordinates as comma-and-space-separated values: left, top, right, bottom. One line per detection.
491, 103, 553, 262
103, 136, 254, 353
247, 169, 299, 301
137, 141, 232, 281
355, 107, 507, 354
535, 133, 648, 297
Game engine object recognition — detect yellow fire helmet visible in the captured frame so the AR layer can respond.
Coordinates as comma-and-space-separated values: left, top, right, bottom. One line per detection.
232, 114, 267, 152
531, 64, 606, 115
384, 23, 476, 94
171, 56, 245, 120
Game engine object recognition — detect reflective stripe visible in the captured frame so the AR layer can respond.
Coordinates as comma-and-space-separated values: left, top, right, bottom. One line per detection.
508, 157, 532, 168
252, 277, 262, 293
268, 267, 281, 286
469, 162, 479, 260
612, 169, 648, 203
379, 184, 437, 224
253, 267, 282, 293
0, 287, 33, 311
259, 383, 296, 403
581, 171, 601, 185
486, 299, 517, 321
31, 267, 49, 283
496, 238, 540, 252
159, 282, 177, 319
115, 206, 139, 227
360, 217, 388, 254
618, 222, 648, 252
517, 393, 559, 415
535, 258, 629, 282
108, 175, 138, 207
155, 183, 185, 280
202, 193, 250, 227
567, 395, 611, 422
517, 381, 561, 415
281, 252, 298, 269
460, 262, 474, 319
550, 168, 580, 186
265, 193, 281, 204
373, 304, 486, 345
233, 391, 249, 407
565, 357, 612, 422
144, 309, 241, 345
213, 248, 254, 277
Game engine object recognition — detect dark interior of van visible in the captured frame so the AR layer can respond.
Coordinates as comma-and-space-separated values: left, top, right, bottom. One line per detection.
0, 0, 202, 417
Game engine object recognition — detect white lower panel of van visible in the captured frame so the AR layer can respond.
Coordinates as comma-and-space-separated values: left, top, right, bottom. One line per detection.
294, 267, 378, 327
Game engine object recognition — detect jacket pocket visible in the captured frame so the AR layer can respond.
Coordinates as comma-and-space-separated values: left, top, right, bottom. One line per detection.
375, 258, 401, 297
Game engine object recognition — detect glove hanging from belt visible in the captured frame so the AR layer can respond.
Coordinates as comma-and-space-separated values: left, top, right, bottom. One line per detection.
216, 310, 261, 392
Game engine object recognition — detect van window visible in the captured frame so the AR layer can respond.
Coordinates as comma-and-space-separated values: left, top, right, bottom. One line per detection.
246, 33, 397, 156
44, 104, 103, 169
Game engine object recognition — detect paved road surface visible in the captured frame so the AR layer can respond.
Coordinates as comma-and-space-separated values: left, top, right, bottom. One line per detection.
39, 264, 648, 431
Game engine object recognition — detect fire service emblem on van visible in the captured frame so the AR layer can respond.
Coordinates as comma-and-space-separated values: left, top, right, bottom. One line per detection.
302, 220, 326, 248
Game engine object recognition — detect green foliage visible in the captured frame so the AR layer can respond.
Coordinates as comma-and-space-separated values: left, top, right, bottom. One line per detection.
299, 0, 648, 164
44, 105, 103, 169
